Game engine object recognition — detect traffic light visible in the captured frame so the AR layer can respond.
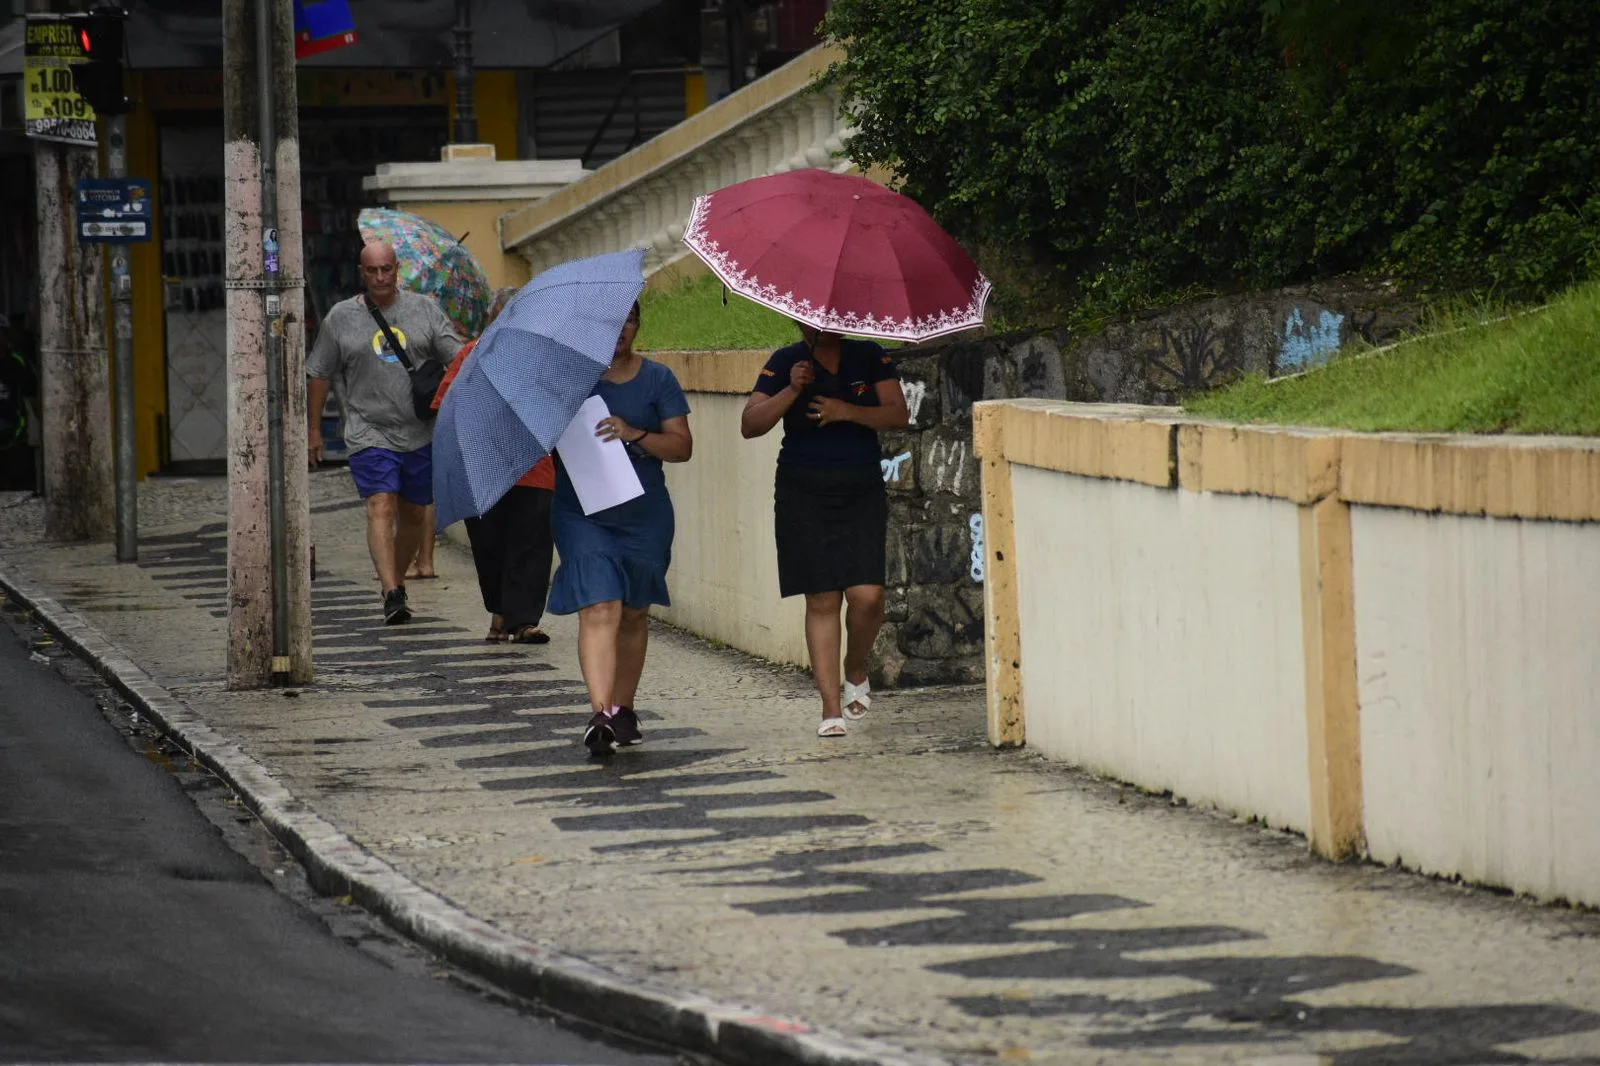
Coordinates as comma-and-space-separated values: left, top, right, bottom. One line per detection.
68, 7, 130, 116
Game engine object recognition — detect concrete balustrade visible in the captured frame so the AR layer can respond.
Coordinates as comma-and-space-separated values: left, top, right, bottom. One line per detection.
499, 45, 852, 279
974, 399, 1600, 906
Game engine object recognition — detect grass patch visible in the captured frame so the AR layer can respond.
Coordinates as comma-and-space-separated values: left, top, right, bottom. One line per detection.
635, 272, 800, 352
1186, 281, 1600, 435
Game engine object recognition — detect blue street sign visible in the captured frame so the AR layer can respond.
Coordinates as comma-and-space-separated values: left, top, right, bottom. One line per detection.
76, 177, 153, 243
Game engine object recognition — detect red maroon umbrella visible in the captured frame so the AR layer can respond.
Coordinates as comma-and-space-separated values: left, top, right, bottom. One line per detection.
682, 169, 991, 342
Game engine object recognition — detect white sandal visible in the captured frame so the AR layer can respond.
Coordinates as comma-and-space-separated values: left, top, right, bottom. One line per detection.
842, 678, 871, 721
817, 717, 847, 738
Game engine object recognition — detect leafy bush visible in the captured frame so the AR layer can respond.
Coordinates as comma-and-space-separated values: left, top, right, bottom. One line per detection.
822, 0, 1600, 326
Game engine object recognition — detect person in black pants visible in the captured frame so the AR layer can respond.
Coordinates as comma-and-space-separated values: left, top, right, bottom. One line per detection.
430, 288, 556, 644
462, 454, 555, 644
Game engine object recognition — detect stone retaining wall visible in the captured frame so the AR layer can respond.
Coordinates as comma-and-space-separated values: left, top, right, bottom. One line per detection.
873, 276, 1417, 686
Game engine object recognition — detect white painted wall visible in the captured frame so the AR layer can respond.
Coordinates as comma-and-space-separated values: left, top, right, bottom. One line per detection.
1353, 506, 1600, 905
1011, 465, 1312, 832
658, 393, 808, 667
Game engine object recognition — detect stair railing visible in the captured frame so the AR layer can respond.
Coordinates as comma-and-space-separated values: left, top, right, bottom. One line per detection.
579, 66, 697, 170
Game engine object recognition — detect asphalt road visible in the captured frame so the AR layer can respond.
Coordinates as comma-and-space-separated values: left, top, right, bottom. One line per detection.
0, 604, 677, 1066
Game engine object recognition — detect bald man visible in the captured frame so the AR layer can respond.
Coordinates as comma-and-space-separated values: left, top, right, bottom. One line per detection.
307, 240, 462, 625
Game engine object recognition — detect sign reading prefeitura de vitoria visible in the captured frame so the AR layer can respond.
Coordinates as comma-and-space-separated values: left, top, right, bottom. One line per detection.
23, 14, 97, 146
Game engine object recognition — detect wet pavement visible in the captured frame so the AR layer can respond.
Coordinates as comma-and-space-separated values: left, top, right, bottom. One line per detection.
0, 575, 673, 1065
2, 473, 1599, 1065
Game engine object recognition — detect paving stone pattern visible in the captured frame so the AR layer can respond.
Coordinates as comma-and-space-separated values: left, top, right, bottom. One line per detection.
3, 472, 1599, 1066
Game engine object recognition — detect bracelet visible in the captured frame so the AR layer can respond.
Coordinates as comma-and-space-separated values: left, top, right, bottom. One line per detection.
632, 429, 649, 444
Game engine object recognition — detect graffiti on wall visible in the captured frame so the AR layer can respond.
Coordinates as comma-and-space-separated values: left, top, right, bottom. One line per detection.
882, 450, 913, 484
1143, 322, 1240, 392
926, 439, 968, 495
1278, 307, 1344, 373
901, 379, 928, 426
969, 513, 985, 583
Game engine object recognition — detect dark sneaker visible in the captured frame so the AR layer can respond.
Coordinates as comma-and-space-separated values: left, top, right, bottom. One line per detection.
583, 712, 616, 757
382, 587, 411, 626
611, 706, 642, 746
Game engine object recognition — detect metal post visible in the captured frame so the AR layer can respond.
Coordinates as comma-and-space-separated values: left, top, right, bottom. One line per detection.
106, 112, 136, 561
255, 0, 290, 680
452, 0, 477, 143
725, 0, 748, 92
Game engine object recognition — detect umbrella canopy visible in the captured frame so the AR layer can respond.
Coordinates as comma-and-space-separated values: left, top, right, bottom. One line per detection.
681, 169, 991, 343
432, 248, 646, 529
357, 207, 492, 336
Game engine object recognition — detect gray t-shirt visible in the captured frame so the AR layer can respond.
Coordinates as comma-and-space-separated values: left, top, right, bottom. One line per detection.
306, 289, 462, 455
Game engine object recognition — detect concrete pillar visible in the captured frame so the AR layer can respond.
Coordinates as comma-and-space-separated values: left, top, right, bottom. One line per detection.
222, 0, 313, 687
34, 141, 113, 541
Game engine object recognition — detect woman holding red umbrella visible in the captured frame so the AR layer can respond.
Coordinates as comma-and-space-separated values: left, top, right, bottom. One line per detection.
689, 167, 989, 737
741, 324, 909, 736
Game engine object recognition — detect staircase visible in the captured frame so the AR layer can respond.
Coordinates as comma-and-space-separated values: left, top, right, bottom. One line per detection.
499, 44, 852, 280
527, 68, 691, 169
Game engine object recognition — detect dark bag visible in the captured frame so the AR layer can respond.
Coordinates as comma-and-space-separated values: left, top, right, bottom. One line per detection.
366, 296, 445, 421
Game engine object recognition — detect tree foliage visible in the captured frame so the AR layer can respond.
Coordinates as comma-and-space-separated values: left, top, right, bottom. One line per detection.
821, 0, 1600, 325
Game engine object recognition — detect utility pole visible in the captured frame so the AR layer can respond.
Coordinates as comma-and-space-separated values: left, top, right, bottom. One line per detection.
29, 0, 113, 542
106, 117, 136, 561
222, 0, 312, 688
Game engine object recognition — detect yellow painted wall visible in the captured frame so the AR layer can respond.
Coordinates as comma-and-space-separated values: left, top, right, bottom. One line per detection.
448, 71, 520, 161
684, 70, 707, 116
127, 73, 166, 477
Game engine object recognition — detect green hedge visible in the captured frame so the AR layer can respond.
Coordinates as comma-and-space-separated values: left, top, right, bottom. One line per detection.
822, 0, 1600, 325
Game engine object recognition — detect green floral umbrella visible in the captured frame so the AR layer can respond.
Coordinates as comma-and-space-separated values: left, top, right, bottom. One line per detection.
356, 207, 491, 336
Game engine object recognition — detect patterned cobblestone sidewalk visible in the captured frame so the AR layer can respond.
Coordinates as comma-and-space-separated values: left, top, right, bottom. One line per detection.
3, 472, 1599, 1065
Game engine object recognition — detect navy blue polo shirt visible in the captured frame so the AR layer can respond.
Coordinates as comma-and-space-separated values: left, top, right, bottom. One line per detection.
753, 339, 899, 467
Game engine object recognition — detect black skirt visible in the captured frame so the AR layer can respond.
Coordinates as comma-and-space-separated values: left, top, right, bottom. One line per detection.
774, 462, 887, 597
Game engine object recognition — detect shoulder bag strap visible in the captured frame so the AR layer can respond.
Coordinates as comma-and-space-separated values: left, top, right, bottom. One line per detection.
364, 295, 417, 371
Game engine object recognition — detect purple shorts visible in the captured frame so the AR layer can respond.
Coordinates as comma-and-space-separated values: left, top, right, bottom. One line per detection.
348, 444, 433, 506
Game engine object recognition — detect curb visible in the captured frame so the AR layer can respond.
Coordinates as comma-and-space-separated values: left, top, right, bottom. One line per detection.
0, 564, 951, 1066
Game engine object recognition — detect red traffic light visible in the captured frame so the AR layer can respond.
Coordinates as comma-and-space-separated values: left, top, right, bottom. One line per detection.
67, 8, 131, 115
75, 10, 123, 58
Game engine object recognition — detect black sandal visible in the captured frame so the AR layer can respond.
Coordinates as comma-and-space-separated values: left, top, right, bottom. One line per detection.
510, 625, 550, 644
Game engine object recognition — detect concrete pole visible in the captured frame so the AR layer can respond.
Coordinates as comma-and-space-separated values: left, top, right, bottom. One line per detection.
34, 139, 114, 541
107, 113, 137, 562
29, 0, 113, 541
268, 0, 314, 687
222, 0, 312, 687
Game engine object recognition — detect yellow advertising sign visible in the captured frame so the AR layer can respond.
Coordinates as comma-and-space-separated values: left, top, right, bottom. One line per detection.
24, 15, 97, 145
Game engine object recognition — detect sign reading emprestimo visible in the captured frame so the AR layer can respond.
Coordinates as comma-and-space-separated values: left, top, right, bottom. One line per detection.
23, 15, 97, 146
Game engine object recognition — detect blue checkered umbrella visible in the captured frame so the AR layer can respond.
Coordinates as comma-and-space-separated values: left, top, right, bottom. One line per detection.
432, 249, 646, 529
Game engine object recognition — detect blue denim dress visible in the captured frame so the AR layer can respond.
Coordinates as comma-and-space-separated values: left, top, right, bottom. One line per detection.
546, 358, 690, 614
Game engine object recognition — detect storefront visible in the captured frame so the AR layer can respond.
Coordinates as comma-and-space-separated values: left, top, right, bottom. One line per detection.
2, 0, 692, 478
129, 69, 466, 472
